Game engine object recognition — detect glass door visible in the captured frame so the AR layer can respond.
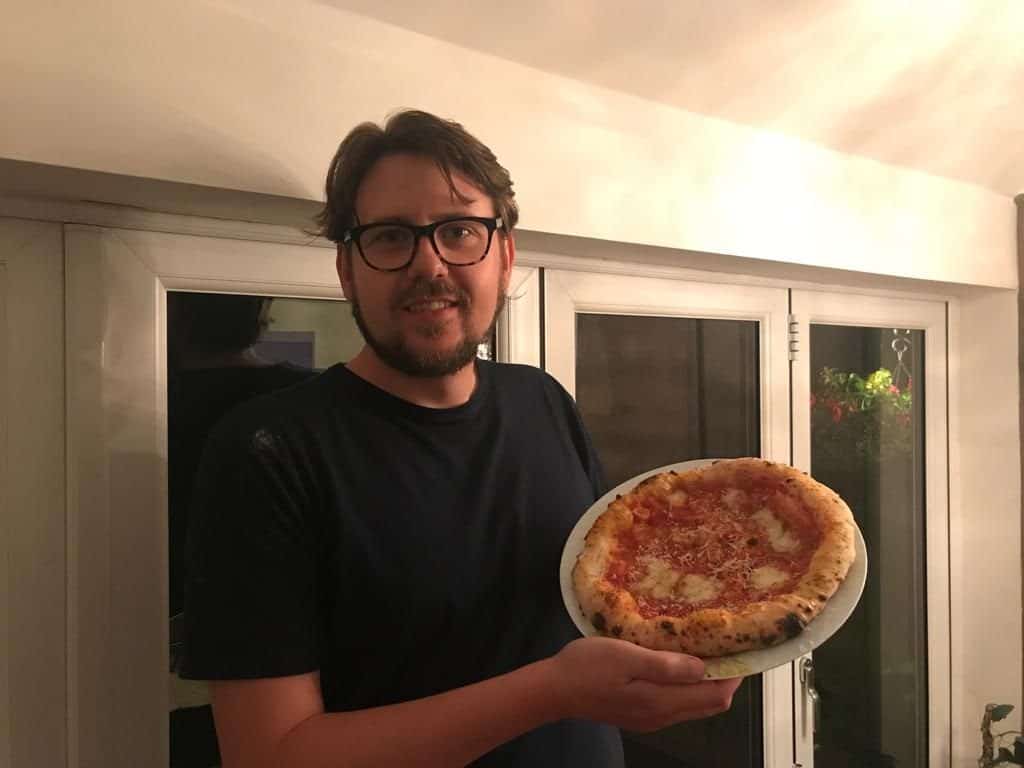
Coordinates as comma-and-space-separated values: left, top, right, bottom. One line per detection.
164, 273, 528, 768
63, 221, 545, 768
542, 269, 792, 768
790, 290, 949, 768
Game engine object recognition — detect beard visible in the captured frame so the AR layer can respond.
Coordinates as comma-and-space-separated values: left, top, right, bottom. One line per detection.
349, 276, 507, 378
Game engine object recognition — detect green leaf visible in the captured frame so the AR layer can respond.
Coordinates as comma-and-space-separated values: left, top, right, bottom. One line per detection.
993, 704, 1015, 721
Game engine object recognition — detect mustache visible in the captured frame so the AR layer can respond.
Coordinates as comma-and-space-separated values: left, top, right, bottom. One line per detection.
392, 279, 471, 310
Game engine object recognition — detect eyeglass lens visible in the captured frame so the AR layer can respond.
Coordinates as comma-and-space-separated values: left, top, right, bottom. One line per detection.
358, 219, 491, 269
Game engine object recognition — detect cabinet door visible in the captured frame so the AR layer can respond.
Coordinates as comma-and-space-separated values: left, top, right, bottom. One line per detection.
790, 290, 949, 768
542, 268, 792, 768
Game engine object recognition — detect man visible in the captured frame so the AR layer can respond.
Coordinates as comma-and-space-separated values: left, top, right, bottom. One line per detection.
181, 110, 741, 767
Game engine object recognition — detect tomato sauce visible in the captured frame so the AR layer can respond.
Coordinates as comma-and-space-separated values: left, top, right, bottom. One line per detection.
606, 481, 820, 619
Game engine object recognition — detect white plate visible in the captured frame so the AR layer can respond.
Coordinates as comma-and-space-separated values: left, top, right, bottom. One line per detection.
560, 458, 869, 679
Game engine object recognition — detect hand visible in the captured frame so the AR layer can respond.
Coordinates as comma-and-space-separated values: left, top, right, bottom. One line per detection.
546, 637, 743, 732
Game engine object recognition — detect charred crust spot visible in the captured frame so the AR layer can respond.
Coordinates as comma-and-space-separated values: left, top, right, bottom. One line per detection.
778, 612, 806, 639
817, 594, 828, 601
801, 604, 813, 614
747, 537, 758, 546
611, 625, 623, 637
615, 494, 622, 500
760, 634, 778, 645
592, 612, 607, 631
660, 621, 677, 635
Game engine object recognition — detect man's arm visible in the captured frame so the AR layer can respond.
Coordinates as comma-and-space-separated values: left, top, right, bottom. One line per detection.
211, 636, 742, 768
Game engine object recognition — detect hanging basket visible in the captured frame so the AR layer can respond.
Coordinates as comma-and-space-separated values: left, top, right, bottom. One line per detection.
810, 367, 913, 462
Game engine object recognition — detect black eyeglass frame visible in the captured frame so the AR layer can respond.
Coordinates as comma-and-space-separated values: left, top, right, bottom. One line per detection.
341, 216, 505, 272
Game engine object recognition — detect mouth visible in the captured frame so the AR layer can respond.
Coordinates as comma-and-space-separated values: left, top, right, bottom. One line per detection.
403, 298, 461, 314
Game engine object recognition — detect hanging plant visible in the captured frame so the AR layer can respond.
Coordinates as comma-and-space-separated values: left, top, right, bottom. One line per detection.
810, 367, 913, 461
980, 703, 1024, 766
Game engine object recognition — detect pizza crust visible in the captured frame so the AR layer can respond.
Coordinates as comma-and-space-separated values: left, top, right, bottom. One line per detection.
572, 459, 857, 657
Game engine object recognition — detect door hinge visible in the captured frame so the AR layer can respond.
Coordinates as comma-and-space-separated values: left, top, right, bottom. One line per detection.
788, 314, 800, 362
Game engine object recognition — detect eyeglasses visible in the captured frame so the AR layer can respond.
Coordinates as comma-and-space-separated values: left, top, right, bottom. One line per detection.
342, 216, 504, 272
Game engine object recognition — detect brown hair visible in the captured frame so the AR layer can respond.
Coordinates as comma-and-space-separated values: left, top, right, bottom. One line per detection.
316, 110, 519, 243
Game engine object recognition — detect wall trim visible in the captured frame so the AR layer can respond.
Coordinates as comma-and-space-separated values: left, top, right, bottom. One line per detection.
1, 195, 971, 308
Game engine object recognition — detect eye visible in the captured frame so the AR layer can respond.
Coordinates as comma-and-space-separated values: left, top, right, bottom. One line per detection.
437, 220, 485, 248
363, 225, 411, 249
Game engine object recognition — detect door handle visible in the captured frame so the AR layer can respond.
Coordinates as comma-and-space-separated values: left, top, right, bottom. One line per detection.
799, 657, 821, 740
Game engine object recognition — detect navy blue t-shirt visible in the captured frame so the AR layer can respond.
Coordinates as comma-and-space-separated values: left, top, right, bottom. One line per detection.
181, 360, 624, 767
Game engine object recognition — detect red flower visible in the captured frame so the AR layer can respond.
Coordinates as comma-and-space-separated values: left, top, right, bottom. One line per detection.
889, 385, 899, 394
831, 404, 843, 423
810, 394, 817, 407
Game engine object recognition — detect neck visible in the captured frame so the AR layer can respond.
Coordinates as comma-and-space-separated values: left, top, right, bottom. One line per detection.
345, 347, 478, 408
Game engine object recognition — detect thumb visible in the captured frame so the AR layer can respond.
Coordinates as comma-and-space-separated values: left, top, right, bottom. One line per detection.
631, 649, 706, 684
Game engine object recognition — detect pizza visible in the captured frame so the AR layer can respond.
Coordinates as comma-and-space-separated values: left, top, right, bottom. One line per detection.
571, 458, 857, 658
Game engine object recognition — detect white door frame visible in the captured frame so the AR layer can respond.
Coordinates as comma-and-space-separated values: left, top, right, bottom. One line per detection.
496, 266, 541, 368
536, 267, 794, 768
1, 218, 67, 768
789, 289, 950, 768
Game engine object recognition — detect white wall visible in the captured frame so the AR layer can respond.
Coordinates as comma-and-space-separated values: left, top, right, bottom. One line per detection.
0, 0, 1015, 288
949, 287, 1023, 766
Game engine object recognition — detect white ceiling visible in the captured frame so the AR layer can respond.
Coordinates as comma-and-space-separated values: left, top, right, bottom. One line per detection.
327, 0, 1024, 197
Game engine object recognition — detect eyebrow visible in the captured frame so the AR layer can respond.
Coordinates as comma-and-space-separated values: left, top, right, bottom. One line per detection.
364, 210, 483, 225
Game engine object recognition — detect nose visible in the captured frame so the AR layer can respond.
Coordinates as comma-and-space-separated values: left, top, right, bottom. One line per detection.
406, 231, 449, 279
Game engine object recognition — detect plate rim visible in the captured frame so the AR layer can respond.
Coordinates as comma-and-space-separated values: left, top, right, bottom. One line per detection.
559, 458, 869, 679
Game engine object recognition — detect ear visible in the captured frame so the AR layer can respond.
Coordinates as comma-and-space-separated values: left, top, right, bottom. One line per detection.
336, 245, 354, 299
500, 231, 516, 278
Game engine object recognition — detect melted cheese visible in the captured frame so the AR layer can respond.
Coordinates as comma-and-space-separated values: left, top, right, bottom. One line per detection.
630, 557, 722, 604
752, 507, 800, 553
750, 565, 788, 590
676, 574, 721, 603
667, 490, 688, 507
721, 488, 748, 511
632, 556, 679, 599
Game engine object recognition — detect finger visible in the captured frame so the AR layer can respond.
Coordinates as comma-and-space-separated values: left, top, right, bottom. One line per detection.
622, 679, 737, 728
670, 679, 739, 717
631, 649, 705, 684
678, 679, 741, 719
720, 677, 744, 696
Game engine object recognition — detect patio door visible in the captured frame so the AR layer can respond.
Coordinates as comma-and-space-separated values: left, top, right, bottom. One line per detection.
789, 290, 949, 768
539, 268, 792, 768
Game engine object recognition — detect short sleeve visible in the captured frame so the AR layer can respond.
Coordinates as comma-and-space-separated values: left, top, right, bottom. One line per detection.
540, 371, 609, 500
179, 411, 322, 680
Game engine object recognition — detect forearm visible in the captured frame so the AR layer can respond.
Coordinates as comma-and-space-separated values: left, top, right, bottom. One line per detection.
274, 658, 566, 768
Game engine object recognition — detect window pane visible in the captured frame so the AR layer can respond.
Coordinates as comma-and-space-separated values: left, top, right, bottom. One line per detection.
809, 325, 927, 767
167, 292, 358, 768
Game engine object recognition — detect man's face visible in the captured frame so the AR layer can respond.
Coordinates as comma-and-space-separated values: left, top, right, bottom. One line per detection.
337, 152, 515, 378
